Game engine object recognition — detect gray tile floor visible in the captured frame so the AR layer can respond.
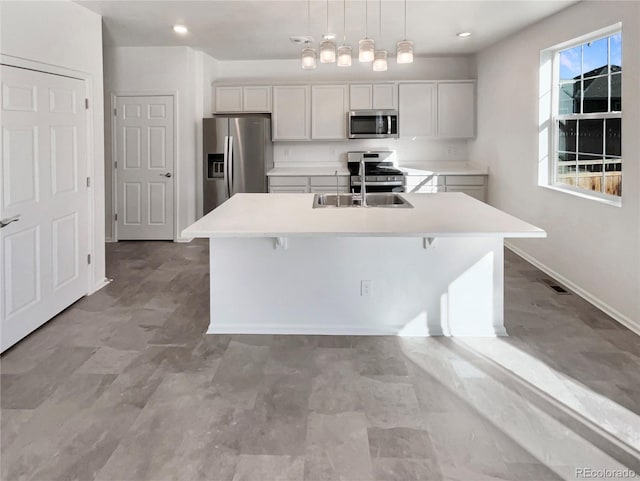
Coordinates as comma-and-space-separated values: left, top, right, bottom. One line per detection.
1, 240, 639, 481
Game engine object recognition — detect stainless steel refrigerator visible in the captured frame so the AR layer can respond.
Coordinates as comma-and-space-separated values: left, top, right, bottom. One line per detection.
203, 114, 273, 214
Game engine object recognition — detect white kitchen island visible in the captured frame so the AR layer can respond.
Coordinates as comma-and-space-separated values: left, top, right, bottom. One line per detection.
183, 193, 546, 337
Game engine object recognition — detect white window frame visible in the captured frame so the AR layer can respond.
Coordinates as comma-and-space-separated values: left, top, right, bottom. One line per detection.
539, 23, 623, 206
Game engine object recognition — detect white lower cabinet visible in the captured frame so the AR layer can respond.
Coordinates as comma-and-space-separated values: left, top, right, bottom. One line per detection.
269, 175, 349, 193
405, 174, 486, 202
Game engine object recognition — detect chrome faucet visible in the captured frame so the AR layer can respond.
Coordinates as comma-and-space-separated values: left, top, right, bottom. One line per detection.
359, 158, 367, 207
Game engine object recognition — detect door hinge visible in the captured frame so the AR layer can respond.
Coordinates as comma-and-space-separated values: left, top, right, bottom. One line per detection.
115, 213, 118, 221
86, 177, 91, 187
87, 254, 91, 265
85, 98, 89, 109
114, 161, 118, 169
114, 107, 117, 116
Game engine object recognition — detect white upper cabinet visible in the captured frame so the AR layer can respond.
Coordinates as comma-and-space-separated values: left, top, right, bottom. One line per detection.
399, 82, 436, 137
437, 82, 475, 138
214, 86, 272, 113
349, 84, 373, 110
215, 86, 243, 112
349, 83, 396, 110
311, 85, 348, 140
243, 86, 272, 112
273, 85, 311, 140
372, 84, 397, 109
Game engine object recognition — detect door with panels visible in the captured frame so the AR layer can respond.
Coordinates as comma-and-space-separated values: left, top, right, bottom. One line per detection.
0, 65, 89, 352
114, 95, 174, 240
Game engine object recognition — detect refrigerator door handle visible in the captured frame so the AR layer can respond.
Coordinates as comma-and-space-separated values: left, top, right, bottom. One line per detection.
223, 136, 230, 198
228, 136, 234, 196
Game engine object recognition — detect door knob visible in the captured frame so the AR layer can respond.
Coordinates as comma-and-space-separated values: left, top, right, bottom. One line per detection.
160, 173, 172, 178
0, 215, 20, 228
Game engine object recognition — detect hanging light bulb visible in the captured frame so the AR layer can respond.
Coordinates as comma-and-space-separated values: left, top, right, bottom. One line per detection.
301, 45, 317, 69
373, 50, 388, 71
372, 0, 387, 71
319, 0, 336, 63
301, 0, 317, 69
337, 0, 352, 67
396, 0, 414, 63
358, 0, 375, 62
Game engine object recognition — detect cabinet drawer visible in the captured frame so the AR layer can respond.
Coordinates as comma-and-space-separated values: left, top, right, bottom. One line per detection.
269, 186, 309, 193
310, 176, 349, 187
404, 175, 445, 187
269, 176, 309, 187
310, 187, 349, 194
445, 175, 485, 186
445, 186, 485, 202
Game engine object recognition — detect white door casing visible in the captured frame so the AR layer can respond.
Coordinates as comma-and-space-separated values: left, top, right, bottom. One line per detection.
114, 95, 174, 240
1, 65, 90, 352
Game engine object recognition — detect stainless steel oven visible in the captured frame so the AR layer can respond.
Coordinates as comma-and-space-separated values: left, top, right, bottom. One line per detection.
348, 110, 398, 139
347, 151, 405, 193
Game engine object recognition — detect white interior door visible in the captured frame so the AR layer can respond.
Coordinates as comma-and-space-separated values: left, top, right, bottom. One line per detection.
115, 95, 174, 240
1, 65, 89, 352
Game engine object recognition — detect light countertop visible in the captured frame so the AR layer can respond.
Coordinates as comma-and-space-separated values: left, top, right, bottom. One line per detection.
267, 166, 350, 176
182, 193, 546, 239
267, 162, 487, 177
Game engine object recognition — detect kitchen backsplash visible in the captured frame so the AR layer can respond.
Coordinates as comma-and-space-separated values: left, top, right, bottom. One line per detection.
273, 138, 469, 167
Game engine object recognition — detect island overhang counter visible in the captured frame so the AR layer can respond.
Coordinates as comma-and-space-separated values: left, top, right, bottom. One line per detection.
183, 193, 546, 337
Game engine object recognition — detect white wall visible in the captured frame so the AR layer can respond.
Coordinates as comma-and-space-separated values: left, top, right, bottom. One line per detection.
0, 0, 106, 291
469, 1, 640, 329
103, 46, 218, 240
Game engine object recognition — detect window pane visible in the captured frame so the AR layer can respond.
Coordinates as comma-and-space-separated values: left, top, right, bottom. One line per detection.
558, 152, 576, 161
556, 161, 576, 188
605, 118, 621, 156
583, 37, 608, 77
577, 161, 604, 193
583, 76, 608, 113
558, 120, 577, 153
578, 119, 603, 155
604, 158, 622, 196
559, 82, 581, 114
560, 45, 581, 80
611, 73, 621, 111
610, 32, 622, 71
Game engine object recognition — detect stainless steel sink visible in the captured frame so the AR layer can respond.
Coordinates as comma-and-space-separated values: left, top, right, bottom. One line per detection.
312, 193, 413, 208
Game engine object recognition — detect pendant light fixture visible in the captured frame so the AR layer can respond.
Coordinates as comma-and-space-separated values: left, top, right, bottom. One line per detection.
301, 0, 317, 69
337, 0, 352, 67
396, 0, 414, 63
319, 0, 336, 63
358, 0, 375, 62
372, 0, 387, 71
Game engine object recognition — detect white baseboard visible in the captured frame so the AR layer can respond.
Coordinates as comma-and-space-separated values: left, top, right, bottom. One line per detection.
105, 237, 116, 243
505, 242, 640, 335
175, 237, 194, 243
206, 323, 505, 337
89, 278, 111, 295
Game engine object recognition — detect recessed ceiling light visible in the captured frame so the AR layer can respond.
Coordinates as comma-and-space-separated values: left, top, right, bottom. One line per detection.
290, 35, 314, 44
457, 31, 472, 38
173, 25, 188, 35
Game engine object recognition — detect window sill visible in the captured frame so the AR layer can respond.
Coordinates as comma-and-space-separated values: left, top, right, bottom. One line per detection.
539, 184, 622, 207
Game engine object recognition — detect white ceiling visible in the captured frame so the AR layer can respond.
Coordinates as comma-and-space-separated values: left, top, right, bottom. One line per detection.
77, 0, 579, 60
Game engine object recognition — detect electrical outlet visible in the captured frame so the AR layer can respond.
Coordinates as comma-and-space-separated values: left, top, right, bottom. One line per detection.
361, 280, 373, 297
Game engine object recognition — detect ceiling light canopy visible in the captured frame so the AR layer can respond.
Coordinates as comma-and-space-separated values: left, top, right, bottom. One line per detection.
457, 31, 472, 37
173, 24, 188, 35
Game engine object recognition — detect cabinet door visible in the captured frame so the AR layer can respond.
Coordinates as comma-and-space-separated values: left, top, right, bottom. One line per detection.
350, 84, 373, 110
437, 82, 475, 138
311, 85, 348, 140
398, 83, 436, 137
373, 83, 397, 109
273, 86, 311, 140
215, 86, 243, 112
243, 86, 272, 112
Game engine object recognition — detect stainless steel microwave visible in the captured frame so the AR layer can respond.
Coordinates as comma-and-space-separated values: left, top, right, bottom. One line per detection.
348, 110, 398, 139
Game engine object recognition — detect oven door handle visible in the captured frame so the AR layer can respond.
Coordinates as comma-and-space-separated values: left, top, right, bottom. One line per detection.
387, 116, 391, 134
